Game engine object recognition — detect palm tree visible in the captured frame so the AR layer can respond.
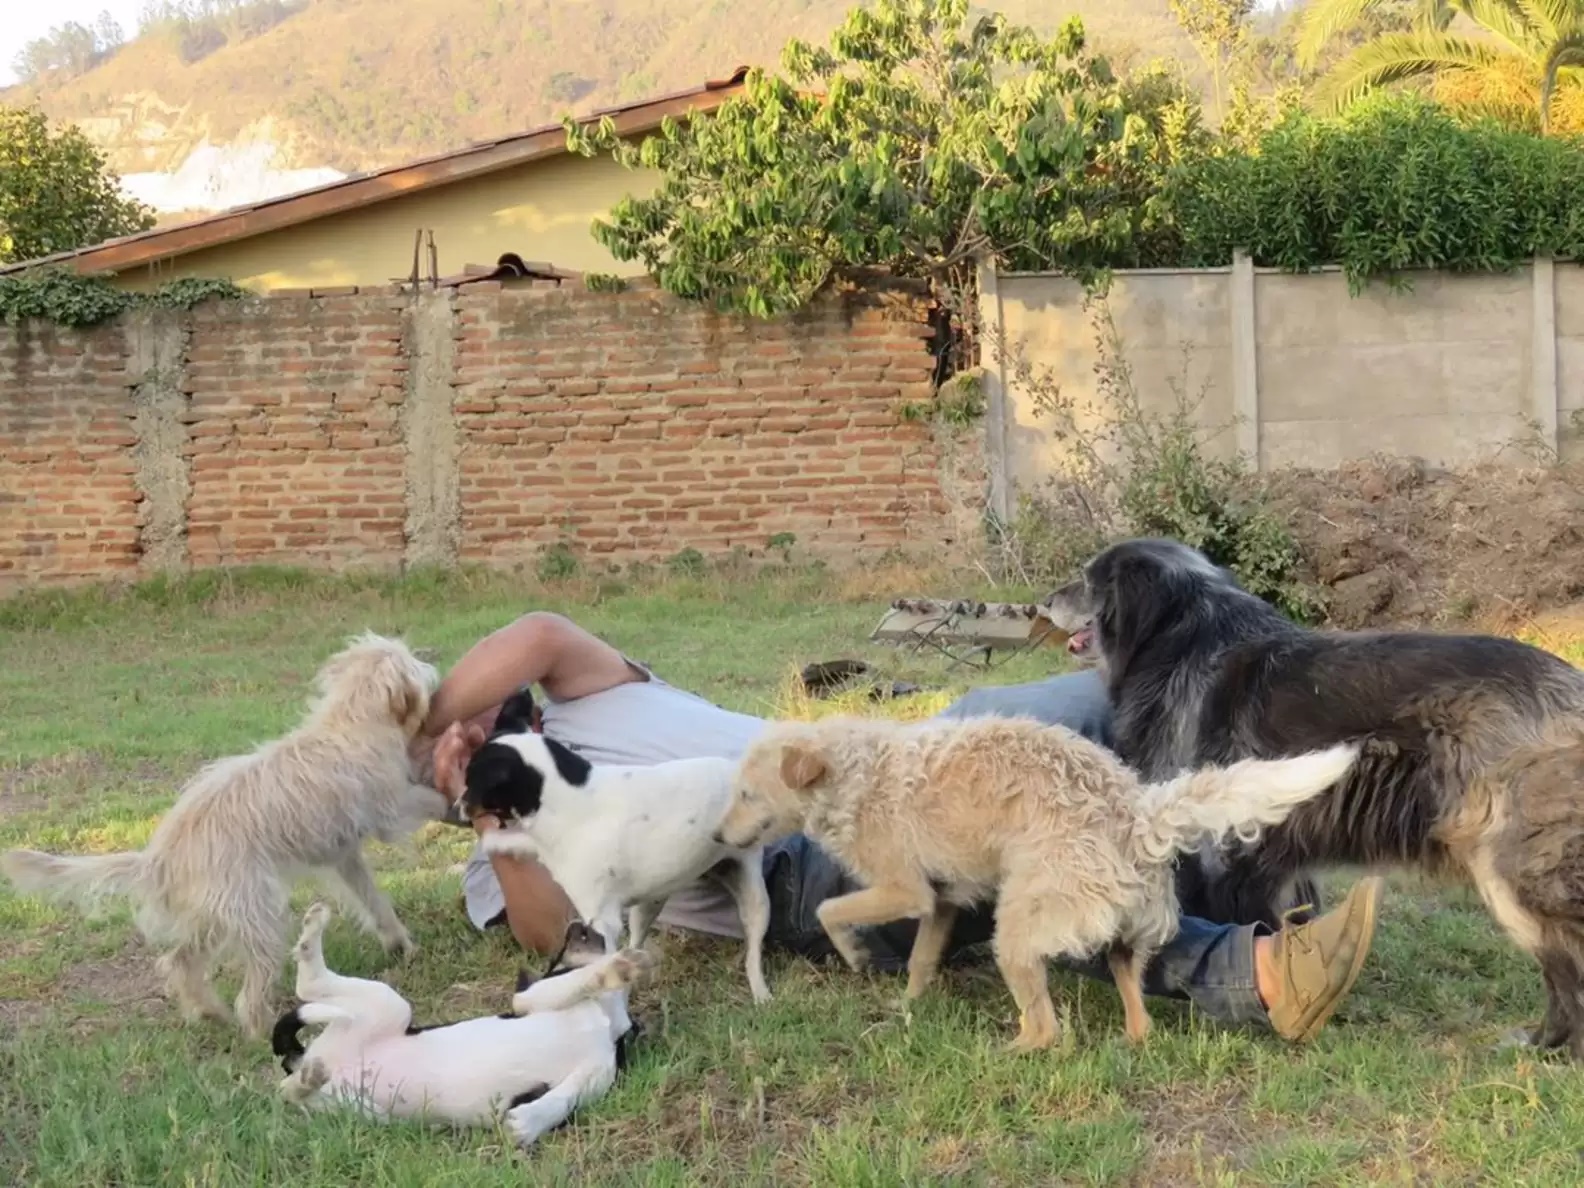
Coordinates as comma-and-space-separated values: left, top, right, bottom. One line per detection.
1296, 0, 1584, 133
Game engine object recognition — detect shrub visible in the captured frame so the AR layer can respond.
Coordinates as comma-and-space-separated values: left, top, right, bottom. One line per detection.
993, 290, 1324, 623
1165, 91, 1584, 292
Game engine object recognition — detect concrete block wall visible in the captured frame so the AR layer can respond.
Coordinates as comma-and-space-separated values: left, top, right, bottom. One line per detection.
979, 255, 1577, 520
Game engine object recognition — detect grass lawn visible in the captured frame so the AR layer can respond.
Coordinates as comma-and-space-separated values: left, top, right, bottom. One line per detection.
3, 563, 1584, 1187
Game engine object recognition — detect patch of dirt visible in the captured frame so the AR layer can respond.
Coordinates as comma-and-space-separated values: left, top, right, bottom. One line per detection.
1129, 1084, 1264, 1184
0, 754, 172, 821
0, 948, 167, 1038
1260, 457, 1584, 629
54, 949, 166, 1013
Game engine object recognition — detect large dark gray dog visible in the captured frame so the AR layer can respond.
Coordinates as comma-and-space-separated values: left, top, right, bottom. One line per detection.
1046, 537, 1584, 1058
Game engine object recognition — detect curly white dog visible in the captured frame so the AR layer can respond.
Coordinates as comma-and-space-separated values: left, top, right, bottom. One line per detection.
274, 903, 654, 1148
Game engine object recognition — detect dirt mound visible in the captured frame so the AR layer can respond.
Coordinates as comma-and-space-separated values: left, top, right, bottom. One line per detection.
1259, 456, 1584, 629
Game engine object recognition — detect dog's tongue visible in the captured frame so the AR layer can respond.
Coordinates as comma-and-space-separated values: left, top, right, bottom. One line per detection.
1067, 625, 1095, 654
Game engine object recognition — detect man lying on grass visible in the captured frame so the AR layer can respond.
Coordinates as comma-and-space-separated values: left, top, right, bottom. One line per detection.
414, 611, 1384, 1045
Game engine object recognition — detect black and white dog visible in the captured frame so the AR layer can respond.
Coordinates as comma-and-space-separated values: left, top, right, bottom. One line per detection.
271, 903, 653, 1148
1047, 536, 1584, 1055
459, 690, 773, 1004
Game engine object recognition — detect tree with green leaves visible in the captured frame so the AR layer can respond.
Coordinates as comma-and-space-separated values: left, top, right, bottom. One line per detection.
10, 14, 124, 84
0, 105, 154, 266
564, 0, 1199, 337
1167, 0, 1256, 119
1297, 0, 1584, 133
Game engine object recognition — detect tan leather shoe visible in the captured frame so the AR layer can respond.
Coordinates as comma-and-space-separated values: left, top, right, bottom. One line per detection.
1265, 876, 1384, 1043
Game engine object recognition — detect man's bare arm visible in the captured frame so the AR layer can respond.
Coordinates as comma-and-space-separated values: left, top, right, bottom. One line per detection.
477, 823, 582, 956
420, 612, 640, 739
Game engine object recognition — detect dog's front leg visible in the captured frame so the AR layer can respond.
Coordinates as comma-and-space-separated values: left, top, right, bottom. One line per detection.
329, 850, 414, 958
905, 898, 960, 1002
815, 884, 936, 974
590, 902, 625, 956
511, 948, 655, 1016
504, 1056, 618, 1150
278, 1056, 331, 1108
720, 852, 774, 1004
626, 898, 667, 950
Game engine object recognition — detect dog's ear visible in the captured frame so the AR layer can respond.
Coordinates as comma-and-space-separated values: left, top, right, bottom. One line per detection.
779, 742, 828, 791
1102, 551, 1175, 660
543, 737, 592, 787
389, 673, 425, 730
463, 744, 543, 819
493, 686, 538, 737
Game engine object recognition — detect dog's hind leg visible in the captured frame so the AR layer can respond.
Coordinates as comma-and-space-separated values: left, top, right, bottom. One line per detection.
1528, 946, 1584, 1051
720, 854, 774, 1004
992, 932, 1060, 1054
905, 898, 960, 1002
1106, 943, 1153, 1045
327, 850, 414, 958
156, 941, 231, 1024
504, 1055, 618, 1149
230, 893, 292, 1040
291, 902, 413, 1037
992, 863, 1122, 1053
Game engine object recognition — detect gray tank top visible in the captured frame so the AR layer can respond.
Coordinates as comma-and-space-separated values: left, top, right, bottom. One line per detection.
539, 659, 767, 764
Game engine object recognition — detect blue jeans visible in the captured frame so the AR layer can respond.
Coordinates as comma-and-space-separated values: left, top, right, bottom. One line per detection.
762, 833, 1272, 1029
1057, 916, 1270, 1027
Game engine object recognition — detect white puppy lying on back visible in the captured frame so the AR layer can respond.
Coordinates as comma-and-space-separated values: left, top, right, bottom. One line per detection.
458, 695, 772, 1004
274, 902, 654, 1149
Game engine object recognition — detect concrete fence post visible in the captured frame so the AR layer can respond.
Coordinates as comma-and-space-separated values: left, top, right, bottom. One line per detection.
126, 306, 192, 577
976, 255, 1013, 526
401, 287, 461, 570
1532, 255, 1560, 459
1230, 249, 1261, 470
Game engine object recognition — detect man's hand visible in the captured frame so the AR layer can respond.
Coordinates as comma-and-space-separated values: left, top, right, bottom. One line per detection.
433, 720, 488, 806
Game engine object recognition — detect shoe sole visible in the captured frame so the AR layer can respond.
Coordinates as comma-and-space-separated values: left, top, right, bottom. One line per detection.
1295, 875, 1384, 1043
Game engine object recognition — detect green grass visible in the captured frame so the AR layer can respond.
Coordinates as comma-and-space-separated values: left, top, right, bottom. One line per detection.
2, 563, 1582, 1186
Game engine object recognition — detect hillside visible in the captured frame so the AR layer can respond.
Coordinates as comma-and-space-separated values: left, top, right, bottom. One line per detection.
1, 0, 1203, 183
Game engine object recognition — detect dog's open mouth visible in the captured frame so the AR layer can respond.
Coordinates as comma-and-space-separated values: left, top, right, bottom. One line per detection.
1066, 625, 1095, 656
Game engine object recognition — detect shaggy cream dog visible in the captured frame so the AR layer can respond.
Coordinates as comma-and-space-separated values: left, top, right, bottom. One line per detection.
717, 715, 1357, 1051
0, 631, 445, 1039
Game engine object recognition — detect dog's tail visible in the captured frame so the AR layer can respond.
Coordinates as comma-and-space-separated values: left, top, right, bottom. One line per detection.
1132, 744, 1359, 864
0, 848, 148, 911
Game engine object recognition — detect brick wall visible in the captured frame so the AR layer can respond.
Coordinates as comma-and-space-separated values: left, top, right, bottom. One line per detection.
0, 279, 980, 592
453, 283, 953, 561
183, 295, 409, 568
0, 321, 140, 586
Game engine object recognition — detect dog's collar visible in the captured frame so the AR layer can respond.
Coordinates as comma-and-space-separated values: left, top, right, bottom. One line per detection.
515, 920, 584, 994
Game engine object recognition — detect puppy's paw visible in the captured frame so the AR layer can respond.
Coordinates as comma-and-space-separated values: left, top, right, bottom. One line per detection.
299, 1056, 331, 1092
302, 902, 334, 932
599, 948, 657, 990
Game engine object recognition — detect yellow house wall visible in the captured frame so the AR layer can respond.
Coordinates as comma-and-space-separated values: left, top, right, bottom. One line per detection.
109, 151, 661, 292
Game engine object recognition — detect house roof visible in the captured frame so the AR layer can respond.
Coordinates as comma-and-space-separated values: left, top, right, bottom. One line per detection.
2, 67, 752, 277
